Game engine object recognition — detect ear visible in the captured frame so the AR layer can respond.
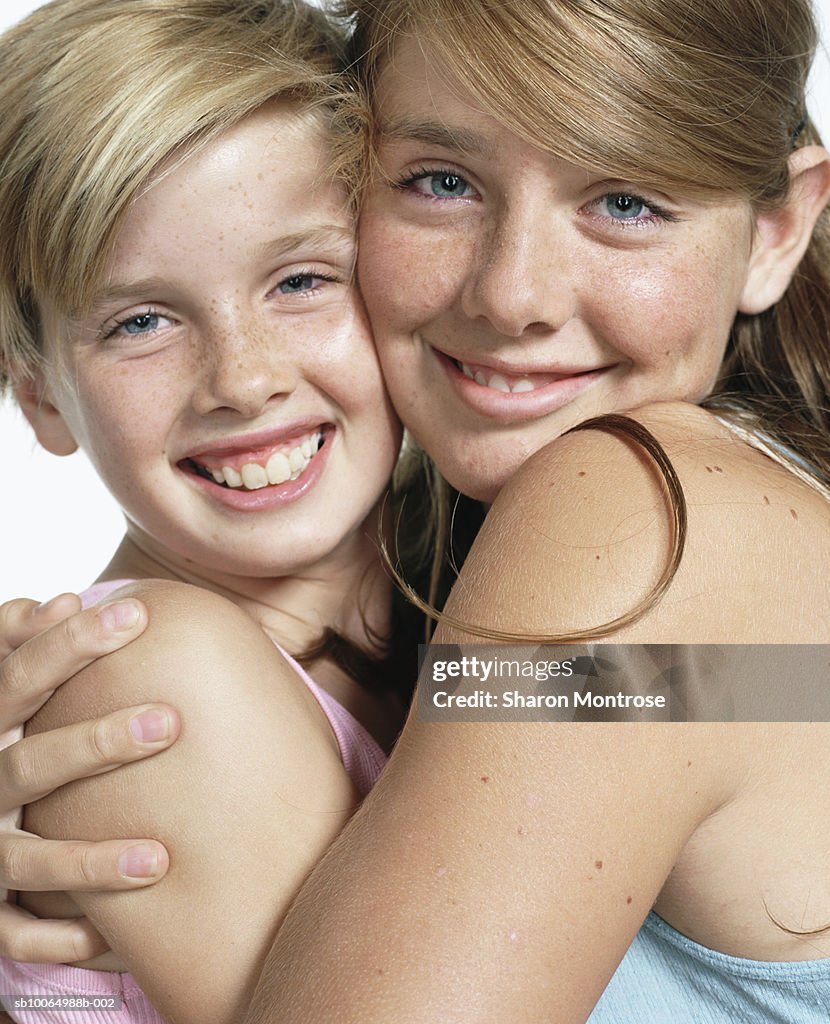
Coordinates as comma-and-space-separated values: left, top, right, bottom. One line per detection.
739, 145, 830, 315
15, 374, 79, 457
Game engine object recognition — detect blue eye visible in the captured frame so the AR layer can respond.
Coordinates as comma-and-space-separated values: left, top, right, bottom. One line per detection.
277, 273, 340, 297
397, 168, 477, 200
279, 274, 317, 294
426, 173, 472, 198
104, 309, 172, 340
122, 312, 161, 334
582, 190, 678, 230
604, 194, 646, 220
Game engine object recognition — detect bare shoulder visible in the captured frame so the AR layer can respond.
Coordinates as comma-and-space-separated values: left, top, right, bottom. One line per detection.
25, 578, 353, 853
445, 402, 829, 642
28, 578, 337, 751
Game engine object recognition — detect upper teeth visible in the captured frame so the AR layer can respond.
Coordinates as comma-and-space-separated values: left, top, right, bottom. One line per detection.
461, 363, 538, 394
204, 431, 322, 491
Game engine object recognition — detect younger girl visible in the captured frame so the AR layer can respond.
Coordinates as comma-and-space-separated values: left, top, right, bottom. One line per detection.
0, 0, 416, 1021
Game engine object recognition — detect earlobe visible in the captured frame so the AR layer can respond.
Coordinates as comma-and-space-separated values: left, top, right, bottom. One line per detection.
739, 145, 830, 315
15, 375, 79, 457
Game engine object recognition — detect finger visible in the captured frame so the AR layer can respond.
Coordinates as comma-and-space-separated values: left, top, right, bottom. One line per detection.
0, 834, 169, 893
0, 704, 180, 814
0, 600, 149, 732
0, 901, 109, 963
0, 594, 81, 660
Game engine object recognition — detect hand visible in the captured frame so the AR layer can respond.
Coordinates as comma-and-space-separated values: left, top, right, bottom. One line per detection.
0, 592, 147, 734
0, 594, 180, 962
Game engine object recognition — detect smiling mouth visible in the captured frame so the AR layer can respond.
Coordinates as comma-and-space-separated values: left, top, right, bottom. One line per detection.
451, 358, 591, 393
181, 429, 326, 491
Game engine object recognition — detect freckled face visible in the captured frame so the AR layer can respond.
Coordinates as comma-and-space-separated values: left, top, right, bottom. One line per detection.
42, 105, 401, 581
358, 40, 757, 501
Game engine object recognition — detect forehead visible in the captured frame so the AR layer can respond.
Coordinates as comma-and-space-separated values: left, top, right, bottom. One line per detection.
137, 103, 343, 215
104, 105, 352, 272
373, 38, 613, 195
374, 38, 495, 133
373, 35, 613, 183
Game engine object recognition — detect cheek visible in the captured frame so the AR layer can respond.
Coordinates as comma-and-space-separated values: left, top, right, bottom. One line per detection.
312, 305, 403, 450
607, 248, 738, 374
339, 356, 403, 484
357, 210, 411, 330
367, 320, 430, 433
70, 365, 179, 468
314, 301, 389, 399
358, 206, 464, 334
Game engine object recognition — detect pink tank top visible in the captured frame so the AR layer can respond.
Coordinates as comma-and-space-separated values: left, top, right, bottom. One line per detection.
0, 580, 388, 1024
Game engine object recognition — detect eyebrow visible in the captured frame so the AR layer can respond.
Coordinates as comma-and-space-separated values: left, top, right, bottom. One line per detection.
255, 224, 355, 262
85, 277, 173, 314
378, 117, 494, 158
86, 224, 356, 312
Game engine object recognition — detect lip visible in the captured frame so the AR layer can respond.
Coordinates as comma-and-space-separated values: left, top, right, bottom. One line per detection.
434, 349, 616, 423
178, 423, 333, 512
182, 418, 327, 463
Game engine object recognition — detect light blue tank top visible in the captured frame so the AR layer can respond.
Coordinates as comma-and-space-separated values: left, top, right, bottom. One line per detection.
588, 912, 830, 1022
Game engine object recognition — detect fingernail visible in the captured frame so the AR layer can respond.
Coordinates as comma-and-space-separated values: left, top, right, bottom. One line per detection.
129, 709, 171, 744
98, 600, 141, 632
118, 844, 160, 879
34, 594, 65, 614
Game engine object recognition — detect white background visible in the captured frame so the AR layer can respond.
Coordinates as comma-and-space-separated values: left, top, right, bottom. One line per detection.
2, 0, 829, 603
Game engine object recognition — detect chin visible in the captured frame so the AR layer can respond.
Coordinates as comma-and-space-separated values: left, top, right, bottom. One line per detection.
437, 460, 509, 506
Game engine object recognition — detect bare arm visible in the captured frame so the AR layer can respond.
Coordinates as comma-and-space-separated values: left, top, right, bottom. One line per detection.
241, 406, 794, 1023
24, 579, 358, 1024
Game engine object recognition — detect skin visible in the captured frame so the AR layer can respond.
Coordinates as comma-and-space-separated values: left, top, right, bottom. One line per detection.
2, 29, 830, 1024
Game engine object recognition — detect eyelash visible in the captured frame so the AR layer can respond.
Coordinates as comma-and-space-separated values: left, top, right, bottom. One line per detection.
101, 307, 169, 340
275, 269, 342, 296
393, 166, 677, 227
585, 192, 678, 229
393, 166, 478, 200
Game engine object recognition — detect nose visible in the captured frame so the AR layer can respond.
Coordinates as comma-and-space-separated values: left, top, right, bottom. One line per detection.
460, 206, 575, 338
190, 306, 298, 418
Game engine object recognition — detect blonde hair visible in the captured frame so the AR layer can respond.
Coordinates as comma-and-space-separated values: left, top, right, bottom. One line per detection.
0, 0, 348, 392
343, 0, 830, 637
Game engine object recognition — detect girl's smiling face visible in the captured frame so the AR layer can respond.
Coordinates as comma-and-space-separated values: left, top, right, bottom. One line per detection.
30, 104, 401, 583
358, 40, 766, 502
